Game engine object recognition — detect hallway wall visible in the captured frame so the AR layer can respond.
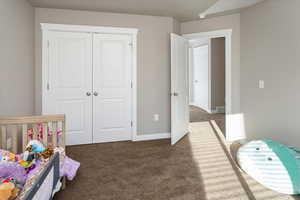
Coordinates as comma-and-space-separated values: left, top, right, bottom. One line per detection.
211, 37, 225, 111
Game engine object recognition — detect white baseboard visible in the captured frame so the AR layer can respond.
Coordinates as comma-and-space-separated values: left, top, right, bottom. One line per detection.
211, 106, 225, 114
133, 133, 170, 142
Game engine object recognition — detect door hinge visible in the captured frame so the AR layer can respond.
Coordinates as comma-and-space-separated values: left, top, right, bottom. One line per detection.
131, 121, 133, 127
128, 42, 133, 46
131, 81, 133, 89
47, 40, 50, 48
47, 82, 50, 90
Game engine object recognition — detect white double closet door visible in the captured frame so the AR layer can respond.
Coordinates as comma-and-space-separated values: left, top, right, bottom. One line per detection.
44, 31, 132, 145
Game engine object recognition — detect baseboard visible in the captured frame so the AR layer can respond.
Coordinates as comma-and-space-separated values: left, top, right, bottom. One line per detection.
210, 109, 218, 114
211, 106, 225, 114
133, 133, 171, 142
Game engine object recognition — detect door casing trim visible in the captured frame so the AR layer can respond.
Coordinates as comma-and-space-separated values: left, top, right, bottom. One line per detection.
183, 29, 234, 141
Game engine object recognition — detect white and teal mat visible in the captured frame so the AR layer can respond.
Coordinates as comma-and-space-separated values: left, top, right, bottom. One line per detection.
237, 140, 300, 195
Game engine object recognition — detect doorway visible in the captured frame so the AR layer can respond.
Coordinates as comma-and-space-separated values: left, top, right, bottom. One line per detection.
171, 30, 232, 144
189, 37, 226, 136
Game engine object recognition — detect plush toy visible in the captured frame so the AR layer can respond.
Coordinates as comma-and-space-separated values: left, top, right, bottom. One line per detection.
0, 182, 19, 200
23, 140, 46, 162
17, 160, 36, 174
23, 140, 54, 162
1, 178, 14, 184
39, 148, 54, 160
23, 140, 45, 160
0, 152, 19, 163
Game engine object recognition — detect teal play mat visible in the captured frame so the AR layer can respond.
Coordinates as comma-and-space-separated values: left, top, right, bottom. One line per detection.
237, 140, 300, 195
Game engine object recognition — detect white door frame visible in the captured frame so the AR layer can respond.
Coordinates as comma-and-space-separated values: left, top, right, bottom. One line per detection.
183, 29, 232, 140
41, 23, 139, 142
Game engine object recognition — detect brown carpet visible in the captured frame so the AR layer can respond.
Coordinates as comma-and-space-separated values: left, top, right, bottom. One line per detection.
54, 122, 299, 200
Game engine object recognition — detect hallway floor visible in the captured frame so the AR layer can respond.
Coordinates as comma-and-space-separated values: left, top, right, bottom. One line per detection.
189, 105, 225, 136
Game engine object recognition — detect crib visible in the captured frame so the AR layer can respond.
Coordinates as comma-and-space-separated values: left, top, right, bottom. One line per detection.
0, 114, 65, 153
0, 114, 66, 199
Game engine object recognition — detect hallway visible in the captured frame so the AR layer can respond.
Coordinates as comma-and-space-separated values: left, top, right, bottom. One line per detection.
189, 105, 225, 136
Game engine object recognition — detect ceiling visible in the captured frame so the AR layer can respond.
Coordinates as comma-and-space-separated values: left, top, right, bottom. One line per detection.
200, 0, 265, 18
27, 0, 219, 22
28, 0, 265, 22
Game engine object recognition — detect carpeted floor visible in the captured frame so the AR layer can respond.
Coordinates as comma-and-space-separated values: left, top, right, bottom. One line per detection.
54, 121, 299, 200
190, 105, 225, 136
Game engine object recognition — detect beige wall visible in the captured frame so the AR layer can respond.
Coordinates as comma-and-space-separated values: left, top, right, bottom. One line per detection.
211, 37, 225, 110
172, 18, 181, 34
6, 0, 297, 145
240, 0, 300, 147
0, 0, 34, 117
34, 8, 175, 135
181, 14, 241, 113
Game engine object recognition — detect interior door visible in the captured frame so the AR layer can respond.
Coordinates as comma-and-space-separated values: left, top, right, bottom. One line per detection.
171, 33, 189, 145
92, 34, 132, 143
44, 31, 93, 145
193, 45, 209, 111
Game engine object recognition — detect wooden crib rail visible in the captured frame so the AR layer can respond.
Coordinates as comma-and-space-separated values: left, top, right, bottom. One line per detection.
0, 115, 65, 153
0, 115, 65, 125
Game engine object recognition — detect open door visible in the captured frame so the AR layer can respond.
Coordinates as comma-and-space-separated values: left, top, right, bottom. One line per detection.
171, 33, 189, 145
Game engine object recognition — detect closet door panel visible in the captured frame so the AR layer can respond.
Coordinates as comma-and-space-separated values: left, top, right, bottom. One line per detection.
44, 31, 93, 145
93, 34, 132, 143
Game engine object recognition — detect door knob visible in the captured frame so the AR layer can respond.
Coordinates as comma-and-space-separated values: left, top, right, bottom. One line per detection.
86, 92, 91, 96
171, 92, 179, 96
93, 92, 98, 96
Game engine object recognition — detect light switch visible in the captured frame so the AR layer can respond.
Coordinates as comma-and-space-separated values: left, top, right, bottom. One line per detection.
154, 114, 159, 121
259, 80, 264, 89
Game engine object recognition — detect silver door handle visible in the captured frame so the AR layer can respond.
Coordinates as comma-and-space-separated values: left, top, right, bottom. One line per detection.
171, 92, 179, 96
86, 92, 91, 96
93, 92, 98, 96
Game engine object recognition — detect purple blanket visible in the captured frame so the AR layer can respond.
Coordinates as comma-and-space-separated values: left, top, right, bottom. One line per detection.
0, 150, 27, 184
0, 150, 80, 184
60, 156, 80, 181
0, 162, 28, 184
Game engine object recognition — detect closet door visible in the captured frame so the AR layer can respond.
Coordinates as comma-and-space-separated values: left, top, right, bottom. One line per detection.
92, 34, 132, 143
44, 31, 93, 145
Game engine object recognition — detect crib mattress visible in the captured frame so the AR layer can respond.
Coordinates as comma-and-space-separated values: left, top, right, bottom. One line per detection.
237, 140, 300, 195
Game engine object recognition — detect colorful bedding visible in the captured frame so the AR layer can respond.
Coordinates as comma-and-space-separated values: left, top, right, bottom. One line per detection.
0, 148, 80, 199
